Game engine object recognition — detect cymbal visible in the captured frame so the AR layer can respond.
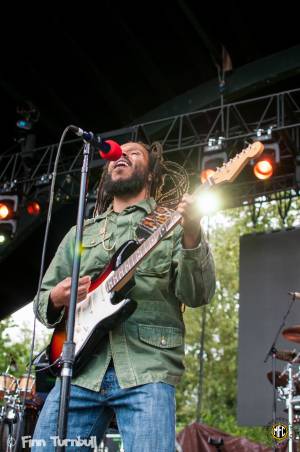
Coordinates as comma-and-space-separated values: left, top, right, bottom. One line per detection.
267, 370, 288, 388
276, 349, 300, 363
282, 326, 300, 344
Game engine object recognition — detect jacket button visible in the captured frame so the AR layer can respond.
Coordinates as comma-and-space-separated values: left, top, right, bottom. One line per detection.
160, 337, 167, 346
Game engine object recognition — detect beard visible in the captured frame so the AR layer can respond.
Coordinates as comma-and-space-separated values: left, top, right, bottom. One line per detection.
103, 166, 149, 198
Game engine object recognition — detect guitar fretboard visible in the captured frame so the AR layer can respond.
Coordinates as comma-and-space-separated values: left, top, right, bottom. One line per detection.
105, 210, 182, 292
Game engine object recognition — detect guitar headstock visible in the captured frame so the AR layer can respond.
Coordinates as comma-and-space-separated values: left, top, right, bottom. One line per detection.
208, 141, 264, 185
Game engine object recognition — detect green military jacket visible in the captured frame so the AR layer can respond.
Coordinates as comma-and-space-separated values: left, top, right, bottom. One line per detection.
34, 198, 215, 391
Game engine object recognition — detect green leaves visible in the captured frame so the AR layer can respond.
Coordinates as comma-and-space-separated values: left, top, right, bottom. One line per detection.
176, 195, 300, 445
0, 318, 50, 378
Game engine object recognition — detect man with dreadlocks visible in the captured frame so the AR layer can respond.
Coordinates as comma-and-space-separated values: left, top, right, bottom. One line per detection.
32, 141, 215, 451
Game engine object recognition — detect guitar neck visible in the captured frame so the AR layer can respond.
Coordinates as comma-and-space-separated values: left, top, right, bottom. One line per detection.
105, 183, 211, 293
105, 209, 182, 292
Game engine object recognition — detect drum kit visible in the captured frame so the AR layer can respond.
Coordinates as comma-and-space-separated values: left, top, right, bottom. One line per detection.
0, 371, 38, 452
266, 324, 300, 450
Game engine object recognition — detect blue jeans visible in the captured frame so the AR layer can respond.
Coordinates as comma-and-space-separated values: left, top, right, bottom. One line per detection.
31, 365, 175, 451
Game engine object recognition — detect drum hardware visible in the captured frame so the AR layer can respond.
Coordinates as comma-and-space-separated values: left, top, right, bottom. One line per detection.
0, 404, 6, 423
286, 364, 294, 452
284, 405, 300, 413
267, 370, 288, 388
282, 325, 300, 344
275, 349, 300, 363
264, 291, 298, 434
17, 374, 36, 401
1, 395, 21, 452
266, 363, 300, 443
268, 320, 300, 451
263, 310, 300, 451
0, 372, 37, 452
0, 374, 17, 399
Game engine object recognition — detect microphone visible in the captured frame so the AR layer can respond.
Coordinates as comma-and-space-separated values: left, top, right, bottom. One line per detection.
288, 291, 300, 300
69, 125, 122, 161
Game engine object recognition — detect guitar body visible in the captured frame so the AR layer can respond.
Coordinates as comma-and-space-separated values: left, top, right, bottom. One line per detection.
49, 239, 139, 376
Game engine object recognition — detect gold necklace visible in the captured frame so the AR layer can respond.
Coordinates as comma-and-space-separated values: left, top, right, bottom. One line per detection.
101, 211, 116, 251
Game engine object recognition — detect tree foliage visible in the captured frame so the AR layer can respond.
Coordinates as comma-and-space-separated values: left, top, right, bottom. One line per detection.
176, 194, 300, 445
0, 316, 50, 379
0, 318, 32, 377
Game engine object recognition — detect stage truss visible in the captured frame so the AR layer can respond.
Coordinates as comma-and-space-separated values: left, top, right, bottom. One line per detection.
1, 88, 300, 212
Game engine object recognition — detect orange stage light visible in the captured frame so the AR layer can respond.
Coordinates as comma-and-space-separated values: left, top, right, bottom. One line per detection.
0, 202, 13, 220
200, 168, 216, 184
27, 201, 41, 216
253, 159, 274, 180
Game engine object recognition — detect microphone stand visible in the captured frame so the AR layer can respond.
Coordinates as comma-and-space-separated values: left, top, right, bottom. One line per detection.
263, 293, 296, 429
56, 140, 91, 452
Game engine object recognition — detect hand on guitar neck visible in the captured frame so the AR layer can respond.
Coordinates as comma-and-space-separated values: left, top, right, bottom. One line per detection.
50, 275, 92, 311
175, 141, 265, 249
177, 193, 202, 249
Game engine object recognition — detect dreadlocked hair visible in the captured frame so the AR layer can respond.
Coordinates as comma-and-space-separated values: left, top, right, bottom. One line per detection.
93, 141, 189, 216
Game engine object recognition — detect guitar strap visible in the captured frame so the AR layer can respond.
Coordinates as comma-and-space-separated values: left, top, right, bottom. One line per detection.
135, 205, 175, 241
136, 205, 186, 313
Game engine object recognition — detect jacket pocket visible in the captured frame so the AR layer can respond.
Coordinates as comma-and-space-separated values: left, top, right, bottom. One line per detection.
82, 232, 112, 249
80, 232, 113, 274
136, 233, 173, 276
138, 324, 183, 348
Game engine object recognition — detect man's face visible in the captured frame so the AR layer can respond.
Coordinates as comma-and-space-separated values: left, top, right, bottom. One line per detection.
103, 142, 150, 197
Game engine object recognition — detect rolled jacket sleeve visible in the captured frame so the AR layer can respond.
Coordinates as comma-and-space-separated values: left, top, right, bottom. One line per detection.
33, 227, 76, 328
172, 225, 216, 307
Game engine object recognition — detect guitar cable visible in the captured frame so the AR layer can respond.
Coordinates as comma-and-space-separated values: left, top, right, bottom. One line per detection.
19, 126, 75, 422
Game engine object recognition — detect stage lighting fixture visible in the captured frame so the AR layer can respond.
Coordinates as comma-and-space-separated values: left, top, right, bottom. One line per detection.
0, 222, 16, 245
255, 127, 274, 141
203, 137, 225, 152
200, 152, 228, 184
200, 137, 228, 183
16, 101, 40, 132
0, 195, 18, 220
253, 143, 280, 181
16, 119, 32, 130
0, 202, 11, 220
35, 174, 52, 186
1, 180, 17, 192
253, 159, 273, 180
26, 201, 41, 216
0, 195, 18, 242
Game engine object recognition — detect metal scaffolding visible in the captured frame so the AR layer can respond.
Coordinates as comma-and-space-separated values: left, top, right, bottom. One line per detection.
1, 87, 300, 207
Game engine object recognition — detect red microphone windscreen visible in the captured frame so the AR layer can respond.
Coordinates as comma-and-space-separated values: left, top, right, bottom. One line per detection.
99, 140, 122, 161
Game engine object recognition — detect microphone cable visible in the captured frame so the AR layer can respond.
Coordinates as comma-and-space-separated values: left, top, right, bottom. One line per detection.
19, 125, 76, 431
